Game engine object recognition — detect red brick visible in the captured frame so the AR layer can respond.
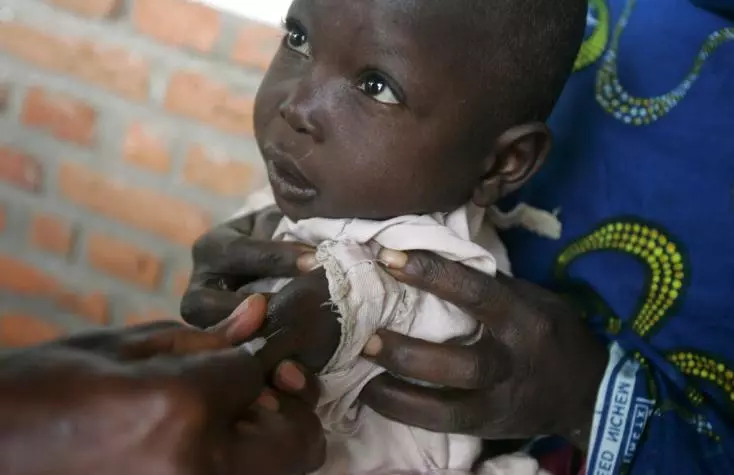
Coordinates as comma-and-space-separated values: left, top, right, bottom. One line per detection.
21, 87, 96, 146
183, 145, 260, 197
0, 314, 64, 348
0, 146, 43, 192
87, 233, 163, 289
125, 310, 178, 327
172, 269, 191, 297
48, 0, 123, 18
58, 162, 211, 246
165, 71, 255, 136
232, 22, 281, 71
0, 256, 109, 325
132, 0, 220, 53
123, 122, 171, 173
58, 293, 108, 326
0, 23, 149, 100
29, 213, 76, 256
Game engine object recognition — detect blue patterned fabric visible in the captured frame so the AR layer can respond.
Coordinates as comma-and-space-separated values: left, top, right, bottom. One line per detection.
500, 1, 734, 473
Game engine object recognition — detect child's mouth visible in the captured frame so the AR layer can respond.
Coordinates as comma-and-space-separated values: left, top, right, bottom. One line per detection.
266, 158, 318, 202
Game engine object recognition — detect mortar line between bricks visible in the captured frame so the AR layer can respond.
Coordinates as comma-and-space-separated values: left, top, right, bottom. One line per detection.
0, 54, 264, 163
3, 0, 266, 89
0, 238, 182, 314
0, 61, 260, 220
0, 290, 97, 333
0, 0, 282, 336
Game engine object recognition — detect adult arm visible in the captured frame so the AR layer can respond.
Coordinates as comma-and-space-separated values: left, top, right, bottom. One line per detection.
358, 250, 607, 447
0, 296, 325, 475
359, 250, 734, 473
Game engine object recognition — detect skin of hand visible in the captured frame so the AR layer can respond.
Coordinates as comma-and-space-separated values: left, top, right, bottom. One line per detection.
182, 213, 607, 449
0, 295, 325, 475
181, 210, 318, 330
255, 269, 342, 375
181, 211, 340, 375
358, 249, 609, 448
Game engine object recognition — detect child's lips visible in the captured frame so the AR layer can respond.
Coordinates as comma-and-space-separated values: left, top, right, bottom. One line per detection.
264, 148, 317, 202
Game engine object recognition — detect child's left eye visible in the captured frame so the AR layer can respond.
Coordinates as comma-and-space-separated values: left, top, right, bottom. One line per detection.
283, 21, 311, 57
357, 73, 400, 105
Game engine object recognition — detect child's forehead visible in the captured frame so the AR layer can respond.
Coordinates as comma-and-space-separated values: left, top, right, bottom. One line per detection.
291, 0, 494, 68
292, 0, 484, 43
290, 0, 503, 116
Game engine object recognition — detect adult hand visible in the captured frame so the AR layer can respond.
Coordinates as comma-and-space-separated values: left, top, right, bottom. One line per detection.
255, 269, 341, 374
0, 295, 325, 475
359, 250, 608, 448
181, 210, 318, 329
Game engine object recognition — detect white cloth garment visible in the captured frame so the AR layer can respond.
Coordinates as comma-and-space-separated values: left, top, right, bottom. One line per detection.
236, 186, 550, 475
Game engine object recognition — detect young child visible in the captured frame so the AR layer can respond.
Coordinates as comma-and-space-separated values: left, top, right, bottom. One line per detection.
237, 0, 587, 473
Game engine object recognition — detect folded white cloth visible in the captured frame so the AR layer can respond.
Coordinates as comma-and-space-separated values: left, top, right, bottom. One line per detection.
236, 187, 549, 475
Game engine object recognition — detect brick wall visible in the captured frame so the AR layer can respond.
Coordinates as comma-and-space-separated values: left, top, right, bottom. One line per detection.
0, 0, 281, 347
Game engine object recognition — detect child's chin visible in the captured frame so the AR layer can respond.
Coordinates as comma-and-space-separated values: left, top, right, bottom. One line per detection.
274, 194, 319, 222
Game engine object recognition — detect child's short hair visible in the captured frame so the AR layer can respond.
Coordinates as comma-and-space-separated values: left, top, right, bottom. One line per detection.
464, 0, 587, 127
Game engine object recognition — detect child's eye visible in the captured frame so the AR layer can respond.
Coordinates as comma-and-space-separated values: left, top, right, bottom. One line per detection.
357, 73, 400, 105
283, 21, 311, 57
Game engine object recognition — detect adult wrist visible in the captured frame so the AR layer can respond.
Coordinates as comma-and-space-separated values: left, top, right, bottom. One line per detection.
562, 332, 609, 450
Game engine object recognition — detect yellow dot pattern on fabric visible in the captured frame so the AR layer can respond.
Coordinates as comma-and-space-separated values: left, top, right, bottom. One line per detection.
595, 0, 734, 126
669, 353, 734, 404
556, 219, 728, 438
557, 221, 687, 337
687, 387, 705, 406
573, 0, 610, 72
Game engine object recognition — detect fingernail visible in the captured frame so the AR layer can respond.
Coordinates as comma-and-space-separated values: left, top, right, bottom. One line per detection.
362, 335, 383, 357
224, 294, 264, 339
255, 391, 280, 412
276, 361, 306, 391
377, 249, 408, 269
229, 295, 253, 319
297, 252, 320, 272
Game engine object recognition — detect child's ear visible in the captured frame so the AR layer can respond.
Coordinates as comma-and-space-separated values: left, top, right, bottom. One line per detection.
472, 122, 552, 207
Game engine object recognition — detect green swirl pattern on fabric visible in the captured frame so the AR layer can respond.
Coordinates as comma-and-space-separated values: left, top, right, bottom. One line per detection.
595, 0, 734, 126
573, 0, 610, 72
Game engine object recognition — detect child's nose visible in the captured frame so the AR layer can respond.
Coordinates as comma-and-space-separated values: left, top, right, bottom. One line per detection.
278, 82, 325, 142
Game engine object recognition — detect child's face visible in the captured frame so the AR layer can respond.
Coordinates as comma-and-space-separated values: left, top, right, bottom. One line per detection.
253, 0, 500, 221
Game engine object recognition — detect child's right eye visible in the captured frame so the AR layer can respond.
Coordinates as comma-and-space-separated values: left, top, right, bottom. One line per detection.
283, 20, 311, 57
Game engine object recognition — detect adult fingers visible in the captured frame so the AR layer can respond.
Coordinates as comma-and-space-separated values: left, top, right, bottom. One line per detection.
378, 249, 514, 323
360, 373, 481, 435
203, 236, 317, 278
113, 297, 269, 358
55, 320, 183, 353
362, 373, 543, 440
233, 396, 326, 474
59, 321, 226, 360
269, 394, 327, 471
362, 330, 512, 390
180, 285, 247, 329
120, 326, 228, 360
272, 360, 321, 408
171, 347, 266, 420
208, 294, 269, 344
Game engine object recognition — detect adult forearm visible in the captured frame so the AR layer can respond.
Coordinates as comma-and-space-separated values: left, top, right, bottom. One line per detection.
0, 354, 70, 475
